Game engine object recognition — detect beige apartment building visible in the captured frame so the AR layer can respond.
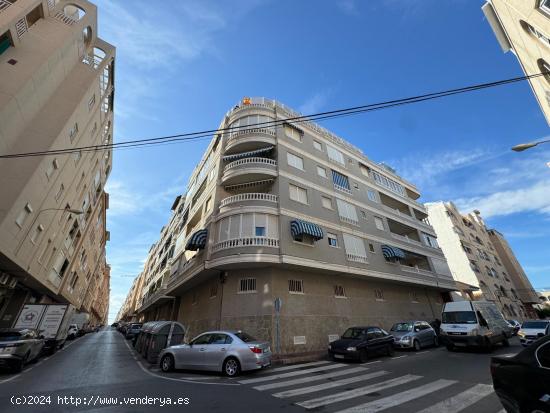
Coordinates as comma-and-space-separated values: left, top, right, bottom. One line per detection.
0, 0, 114, 327
483, 0, 550, 124
119, 97, 458, 360
116, 271, 145, 322
426, 202, 529, 320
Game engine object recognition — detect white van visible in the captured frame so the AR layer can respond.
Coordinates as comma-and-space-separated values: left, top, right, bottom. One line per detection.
440, 301, 510, 351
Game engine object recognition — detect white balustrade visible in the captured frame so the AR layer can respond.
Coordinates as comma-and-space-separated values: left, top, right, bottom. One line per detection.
223, 157, 277, 173
212, 237, 279, 252
220, 193, 277, 208
346, 254, 369, 263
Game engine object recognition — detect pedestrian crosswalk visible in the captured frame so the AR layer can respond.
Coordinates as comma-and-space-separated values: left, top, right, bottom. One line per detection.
237, 360, 502, 412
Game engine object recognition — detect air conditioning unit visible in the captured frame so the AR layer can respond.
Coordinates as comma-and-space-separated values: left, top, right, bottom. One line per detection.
0, 273, 10, 285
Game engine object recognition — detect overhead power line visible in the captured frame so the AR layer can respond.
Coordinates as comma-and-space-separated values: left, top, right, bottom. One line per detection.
0, 72, 546, 160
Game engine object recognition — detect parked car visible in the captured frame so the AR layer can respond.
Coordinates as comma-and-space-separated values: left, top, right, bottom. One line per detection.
517, 320, 550, 347
111, 322, 119, 328
158, 330, 271, 377
125, 323, 142, 340
67, 324, 78, 340
0, 328, 45, 372
506, 320, 521, 336
390, 321, 438, 350
491, 335, 550, 412
328, 326, 394, 362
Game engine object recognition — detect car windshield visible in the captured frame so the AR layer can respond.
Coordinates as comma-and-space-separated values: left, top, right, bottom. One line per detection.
391, 323, 413, 332
0, 331, 22, 341
442, 311, 477, 324
235, 332, 257, 343
130, 324, 142, 328
522, 321, 549, 329
341, 328, 366, 339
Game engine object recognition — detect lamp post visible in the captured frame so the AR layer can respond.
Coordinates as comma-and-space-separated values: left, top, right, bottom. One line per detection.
15, 206, 83, 256
511, 138, 550, 152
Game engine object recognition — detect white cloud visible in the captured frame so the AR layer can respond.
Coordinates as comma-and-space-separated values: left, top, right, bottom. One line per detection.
299, 90, 332, 115
336, 0, 358, 15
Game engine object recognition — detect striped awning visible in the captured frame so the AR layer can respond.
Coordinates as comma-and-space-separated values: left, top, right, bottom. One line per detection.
381, 245, 406, 260
290, 220, 324, 241
222, 146, 274, 162
185, 229, 208, 251
331, 170, 350, 190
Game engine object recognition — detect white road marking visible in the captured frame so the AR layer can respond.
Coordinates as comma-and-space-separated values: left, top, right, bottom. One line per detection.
334, 379, 457, 413
361, 360, 382, 365
238, 363, 345, 384
268, 360, 330, 372
415, 383, 495, 413
253, 366, 367, 391
273, 371, 389, 398
297, 374, 422, 410
416, 351, 430, 355
390, 355, 407, 360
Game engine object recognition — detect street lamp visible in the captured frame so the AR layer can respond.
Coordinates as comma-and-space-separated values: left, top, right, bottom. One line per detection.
14, 206, 83, 256
511, 138, 550, 152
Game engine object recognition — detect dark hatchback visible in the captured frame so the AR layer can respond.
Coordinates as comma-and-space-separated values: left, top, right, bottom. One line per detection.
491, 335, 550, 413
328, 326, 395, 363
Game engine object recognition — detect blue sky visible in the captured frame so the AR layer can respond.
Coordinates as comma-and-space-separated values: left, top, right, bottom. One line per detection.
95, 0, 550, 322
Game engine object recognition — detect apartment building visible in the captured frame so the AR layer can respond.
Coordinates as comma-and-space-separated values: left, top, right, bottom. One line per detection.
426, 202, 528, 320
483, 0, 550, 124
116, 271, 145, 322
0, 0, 114, 327
126, 97, 457, 359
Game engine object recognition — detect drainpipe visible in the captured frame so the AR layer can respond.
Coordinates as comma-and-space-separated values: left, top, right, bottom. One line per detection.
217, 271, 226, 330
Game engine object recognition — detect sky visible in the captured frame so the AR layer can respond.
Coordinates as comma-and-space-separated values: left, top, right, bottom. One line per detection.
94, 0, 550, 323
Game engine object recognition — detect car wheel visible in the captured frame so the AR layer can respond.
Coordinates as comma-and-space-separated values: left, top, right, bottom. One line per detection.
413, 340, 421, 351
223, 357, 241, 377
386, 345, 395, 357
433, 336, 439, 347
359, 349, 368, 363
160, 354, 174, 372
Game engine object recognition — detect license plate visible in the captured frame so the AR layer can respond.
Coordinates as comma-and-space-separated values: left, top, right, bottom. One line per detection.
454, 342, 466, 347
334, 354, 344, 359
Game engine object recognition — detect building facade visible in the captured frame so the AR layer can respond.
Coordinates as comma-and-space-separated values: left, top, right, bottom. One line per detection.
483, 0, 550, 124
426, 202, 528, 320
123, 97, 457, 360
0, 0, 113, 327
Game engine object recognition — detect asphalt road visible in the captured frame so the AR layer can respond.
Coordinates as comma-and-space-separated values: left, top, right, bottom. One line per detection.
0, 328, 519, 412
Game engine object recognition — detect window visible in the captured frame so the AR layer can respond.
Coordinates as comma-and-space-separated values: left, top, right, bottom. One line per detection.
288, 279, 304, 294
287, 152, 304, 170
410, 291, 419, 303
541, 0, 550, 14
327, 232, 338, 247
55, 184, 65, 202
88, 94, 96, 110
255, 226, 266, 237
0, 31, 13, 56
38, 239, 52, 264
367, 190, 378, 203
289, 183, 308, 204
25, 4, 43, 28
45, 158, 59, 179
334, 285, 346, 298
69, 123, 79, 142
327, 145, 345, 165
360, 210, 367, 220
72, 151, 81, 164
359, 163, 369, 176
285, 125, 303, 142
70, 272, 79, 289
204, 197, 212, 213
374, 216, 385, 231
331, 170, 351, 192
343, 233, 368, 262
317, 166, 327, 178
371, 170, 405, 197
422, 233, 439, 248
210, 282, 218, 298
313, 140, 322, 151
15, 203, 33, 228
374, 289, 384, 301
336, 198, 358, 225
321, 196, 332, 209
239, 278, 257, 293
30, 224, 44, 244
368, 243, 375, 253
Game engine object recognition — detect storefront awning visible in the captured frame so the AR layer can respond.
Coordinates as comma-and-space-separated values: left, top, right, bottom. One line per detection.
290, 219, 324, 241
222, 146, 274, 162
381, 245, 406, 260
185, 229, 208, 251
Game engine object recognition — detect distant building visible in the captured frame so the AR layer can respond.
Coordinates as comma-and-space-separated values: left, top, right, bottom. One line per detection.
122, 97, 458, 359
0, 0, 114, 326
426, 202, 531, 320
483, 0, 550, 124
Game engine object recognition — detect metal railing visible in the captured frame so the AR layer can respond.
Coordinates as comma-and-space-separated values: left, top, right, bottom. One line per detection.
333, 183, 352, 194
401, 265, 434, 277
212, 237, 279, 252
390, 232, 424, 247
0, 0, 13, 13
346, 254, 368, 263
339, 216, 359, 226
220, 193, 277, 208
223, 157, 277, 173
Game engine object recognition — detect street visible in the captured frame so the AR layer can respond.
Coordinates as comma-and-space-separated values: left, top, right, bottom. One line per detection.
0, 328, 516, 412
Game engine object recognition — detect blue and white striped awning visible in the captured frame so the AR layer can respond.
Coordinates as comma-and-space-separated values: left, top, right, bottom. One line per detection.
331, 170, 350, 190
222, 146, 274, 162
185, 229, 208, 251
290, 219, 324, 241
381, 245, 406, 260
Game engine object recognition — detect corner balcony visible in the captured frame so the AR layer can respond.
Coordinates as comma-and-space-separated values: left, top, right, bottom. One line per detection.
219, 193, 278, 213
212, 237, 279, 253
225, 128, 277, 153
221, 157, 277, 186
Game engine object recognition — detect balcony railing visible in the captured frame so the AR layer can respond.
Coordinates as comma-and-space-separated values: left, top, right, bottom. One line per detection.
400, 265, 434, 277
390, 232, 424, 247
339, 216, 359, 226
220, 193, 278, 208
0, 0, 13, 13
212, 237, 279, 252
347, 254, 368, 263
230, 102, 274, 117
224, 157, 277, 173
333, 183, 352, 194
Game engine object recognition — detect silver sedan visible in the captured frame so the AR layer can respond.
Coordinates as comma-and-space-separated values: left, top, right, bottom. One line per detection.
159, 330, 271, 377
0, 328, 45, 372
